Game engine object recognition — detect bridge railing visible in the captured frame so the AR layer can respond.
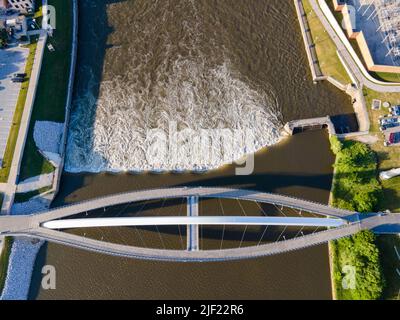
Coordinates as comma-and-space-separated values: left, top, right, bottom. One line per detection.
29, 187, 358, 220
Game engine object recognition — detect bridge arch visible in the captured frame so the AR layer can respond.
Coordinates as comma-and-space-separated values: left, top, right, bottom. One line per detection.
1, 187, 398, 261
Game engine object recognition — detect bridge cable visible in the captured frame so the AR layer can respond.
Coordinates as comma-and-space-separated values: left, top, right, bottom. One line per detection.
237, 199, 248, 248
276, 225, 288, 242
218, 198, 226, 250
312, 226, 320, 235
272, 203, 287, 217
257, 225, 269, 246
254, 201, 269, 246
200, 199, 204, 251
294, 225, 305, 238
110, 201, 138, 246
176, 197, 186, 250
129, 200, 151, 248
83, 204, 112, 244
154, 198, 167, 249
255, 201, 269, 246
255, 201, 268, 217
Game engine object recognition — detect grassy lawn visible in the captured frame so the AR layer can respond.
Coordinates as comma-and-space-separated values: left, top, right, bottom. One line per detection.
329, 137, 385, 300
333, 88, 400, 300
302, 0, 351, 84
362, 88, 400, 212
0, 237, 13, 295
376, 235, 400, 300
0, 38, 39, 183
355, 89, 400, 300
370, 72, 400, 84
19, 0, 73, 181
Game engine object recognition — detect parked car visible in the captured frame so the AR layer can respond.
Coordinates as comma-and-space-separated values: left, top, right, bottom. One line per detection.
390, 132, 400, 144
385, 132, 400, 146
13, 73, 26, 78
389, 105, 400, 116
11, 77, 24, 83
379, 116, 400, 131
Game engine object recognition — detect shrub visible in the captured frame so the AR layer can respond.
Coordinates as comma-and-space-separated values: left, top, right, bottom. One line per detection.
330, 137, 385, 300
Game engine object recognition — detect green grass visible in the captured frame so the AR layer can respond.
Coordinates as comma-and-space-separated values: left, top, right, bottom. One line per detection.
0, 237, 13, 295
330, 137, 382, 212
0, 38, 39, 182
19, 0, 73, 181
376, 235, 400, 300
326, 1, 400, 84
302, 0, 351, 84
14, 186, 52, 203
362, 88, 400, 213
331, 231, 385, 300
370, 72, 400, 84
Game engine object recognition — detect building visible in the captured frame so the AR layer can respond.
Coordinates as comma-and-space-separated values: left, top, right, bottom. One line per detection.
2, 0, 35, 14
0, 0, 8, 11
333, 0, 400, 74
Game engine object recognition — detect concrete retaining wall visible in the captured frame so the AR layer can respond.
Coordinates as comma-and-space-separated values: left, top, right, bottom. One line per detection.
50, 0, 78, 199
294, 0, 324, 82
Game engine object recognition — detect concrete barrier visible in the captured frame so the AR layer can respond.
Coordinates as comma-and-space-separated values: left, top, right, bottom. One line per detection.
293, 0, 324, 82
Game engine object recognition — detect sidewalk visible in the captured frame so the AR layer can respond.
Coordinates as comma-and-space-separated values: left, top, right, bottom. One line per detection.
1, 31, 48, 215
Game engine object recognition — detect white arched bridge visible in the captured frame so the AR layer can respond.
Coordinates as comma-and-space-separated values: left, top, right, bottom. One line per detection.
0, 187, 399, 261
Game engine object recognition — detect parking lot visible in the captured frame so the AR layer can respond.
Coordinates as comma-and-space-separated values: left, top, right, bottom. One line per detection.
0, 47, 29, 166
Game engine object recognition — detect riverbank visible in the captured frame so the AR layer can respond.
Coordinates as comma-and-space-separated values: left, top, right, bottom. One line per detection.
0, 237, 12, 295
0, 0, 76, 299
300, 0, 350, 84
19, 0, 74, 182
30, 130, 336, 299
299, 0, 370, 134
299, 0, 399, 300
329, 136, 385, 300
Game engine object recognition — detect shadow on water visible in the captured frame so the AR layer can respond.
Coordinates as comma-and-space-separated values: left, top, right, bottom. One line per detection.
27, 0, 351, 299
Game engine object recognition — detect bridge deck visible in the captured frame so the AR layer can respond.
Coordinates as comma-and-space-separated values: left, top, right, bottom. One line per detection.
0, 187, 398, 262
41, 216, 346, 229
34, 187, 360, 223
7, 213, 397, 262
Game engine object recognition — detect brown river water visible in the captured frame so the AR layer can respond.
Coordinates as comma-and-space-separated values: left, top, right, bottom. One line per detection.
29, 0, 356, 299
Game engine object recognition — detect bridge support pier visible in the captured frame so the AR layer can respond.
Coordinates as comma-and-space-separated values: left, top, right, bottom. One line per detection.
187, 196, 199, 251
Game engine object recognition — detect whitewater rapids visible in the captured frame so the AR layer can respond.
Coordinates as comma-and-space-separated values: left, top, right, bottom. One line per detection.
65, 1, 283, 173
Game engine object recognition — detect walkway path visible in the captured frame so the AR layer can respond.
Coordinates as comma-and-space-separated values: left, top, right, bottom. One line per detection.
32, 187, 361, 222
16, 172, 54, 193
0, 210, 398, 262
0, 187, 398, 261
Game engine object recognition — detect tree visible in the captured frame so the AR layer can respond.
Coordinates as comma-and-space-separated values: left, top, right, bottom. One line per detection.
0, 28, 8, 49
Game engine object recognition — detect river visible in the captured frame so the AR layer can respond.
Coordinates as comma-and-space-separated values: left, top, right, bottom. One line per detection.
29, 0, 356, 299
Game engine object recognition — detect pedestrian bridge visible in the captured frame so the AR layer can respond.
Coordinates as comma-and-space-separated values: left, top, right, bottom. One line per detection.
0, 187, 399, 261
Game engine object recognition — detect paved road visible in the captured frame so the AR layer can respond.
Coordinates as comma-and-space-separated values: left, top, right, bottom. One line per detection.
1, 31, 47, 214
0, 211, 398, 262
309, 0, 400, 92
0, 47, 29, 165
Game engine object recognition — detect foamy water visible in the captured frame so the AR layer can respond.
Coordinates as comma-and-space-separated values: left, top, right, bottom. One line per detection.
65, 0, 283, 173
66, 61, 281, 172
